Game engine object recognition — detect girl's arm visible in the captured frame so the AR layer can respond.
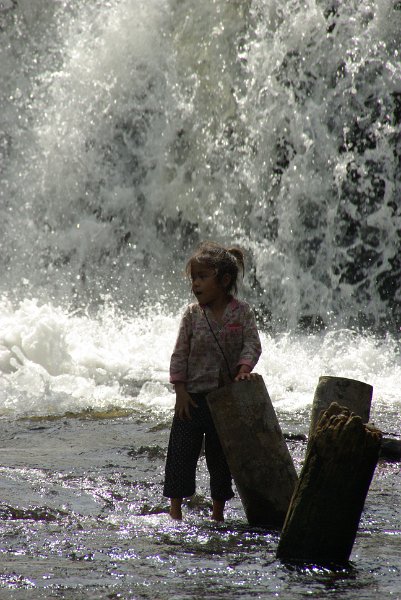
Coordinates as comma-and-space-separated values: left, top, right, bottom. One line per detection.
170, 308, 192, 385
170, 308, 197, 419
236, 304, 262, 379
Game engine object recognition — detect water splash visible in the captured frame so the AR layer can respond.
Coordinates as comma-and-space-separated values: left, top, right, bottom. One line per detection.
238, 0, 401, 328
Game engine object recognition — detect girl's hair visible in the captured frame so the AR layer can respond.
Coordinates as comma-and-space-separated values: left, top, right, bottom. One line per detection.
186, 241, 245, 295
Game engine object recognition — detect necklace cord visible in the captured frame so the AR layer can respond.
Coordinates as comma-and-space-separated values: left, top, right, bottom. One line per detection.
202, 308, 234, 382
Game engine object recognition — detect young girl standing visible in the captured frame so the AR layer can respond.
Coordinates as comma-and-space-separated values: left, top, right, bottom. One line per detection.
163, 241, 262, 521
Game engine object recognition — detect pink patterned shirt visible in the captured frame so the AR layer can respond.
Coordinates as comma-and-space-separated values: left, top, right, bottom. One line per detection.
170, 298, 262, 393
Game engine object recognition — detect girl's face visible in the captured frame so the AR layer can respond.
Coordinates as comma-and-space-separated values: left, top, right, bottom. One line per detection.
190, 262, 229, 306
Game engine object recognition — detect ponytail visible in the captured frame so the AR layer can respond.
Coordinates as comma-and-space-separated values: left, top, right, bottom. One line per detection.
227, 247, 245, 278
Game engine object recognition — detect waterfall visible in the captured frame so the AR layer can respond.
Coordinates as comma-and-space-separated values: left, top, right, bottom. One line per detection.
1, 0, 400, 330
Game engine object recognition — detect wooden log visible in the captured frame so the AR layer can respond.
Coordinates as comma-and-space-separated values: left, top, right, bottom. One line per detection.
309, 376, 373, 438
276, 402, 382, 565
207, 375, 298, 528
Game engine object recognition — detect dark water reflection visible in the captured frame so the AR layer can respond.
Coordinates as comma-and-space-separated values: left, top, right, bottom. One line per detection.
0, 413, 399, 599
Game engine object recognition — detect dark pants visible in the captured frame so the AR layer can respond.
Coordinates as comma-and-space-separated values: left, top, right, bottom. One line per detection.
163, 393, 234, 501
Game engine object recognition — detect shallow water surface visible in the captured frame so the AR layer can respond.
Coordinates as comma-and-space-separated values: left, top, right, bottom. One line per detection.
0, 412, 399, 599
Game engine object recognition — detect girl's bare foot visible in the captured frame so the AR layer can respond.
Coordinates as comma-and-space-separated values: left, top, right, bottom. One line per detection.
169, 498, 183, 520
212, 499, 225, 522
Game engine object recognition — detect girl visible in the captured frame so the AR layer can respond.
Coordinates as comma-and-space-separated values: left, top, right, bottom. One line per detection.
163, 241, 262, 521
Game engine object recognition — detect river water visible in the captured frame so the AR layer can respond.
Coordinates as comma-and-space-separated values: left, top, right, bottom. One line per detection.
0, 0, 400, 598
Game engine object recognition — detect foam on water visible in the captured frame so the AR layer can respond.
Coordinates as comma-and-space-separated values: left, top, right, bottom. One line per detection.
0, 298, 399, 419
0, 298, 174, 417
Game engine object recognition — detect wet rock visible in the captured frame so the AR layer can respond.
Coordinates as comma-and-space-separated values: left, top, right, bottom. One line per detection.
380, 437, 401, 461
297, 315, 326, 333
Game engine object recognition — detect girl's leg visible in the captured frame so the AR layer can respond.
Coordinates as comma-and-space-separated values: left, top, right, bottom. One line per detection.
204, 427, 234, 518
163, 415, 204, 505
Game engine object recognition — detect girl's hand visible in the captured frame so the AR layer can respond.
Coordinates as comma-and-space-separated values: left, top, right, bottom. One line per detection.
234, 366, 258, 382
174, 386, 198, 420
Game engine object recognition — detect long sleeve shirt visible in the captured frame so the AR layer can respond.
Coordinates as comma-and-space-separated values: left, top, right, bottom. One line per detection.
170, 298, 262, 393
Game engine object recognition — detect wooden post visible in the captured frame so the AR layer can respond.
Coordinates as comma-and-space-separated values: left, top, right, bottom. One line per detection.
309, 376, 373, 438
207, 375, 298, 528
277, 402, 382, 565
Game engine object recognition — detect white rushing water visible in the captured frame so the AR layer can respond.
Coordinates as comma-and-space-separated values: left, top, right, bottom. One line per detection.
1, 0, 401, 420
0, 297, 400, 421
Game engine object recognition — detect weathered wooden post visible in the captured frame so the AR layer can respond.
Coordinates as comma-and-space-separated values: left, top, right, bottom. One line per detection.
310, 375, 399, 461
276, 402, 382, 565
309, 376, 373, 438
207, 374, 298, 528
